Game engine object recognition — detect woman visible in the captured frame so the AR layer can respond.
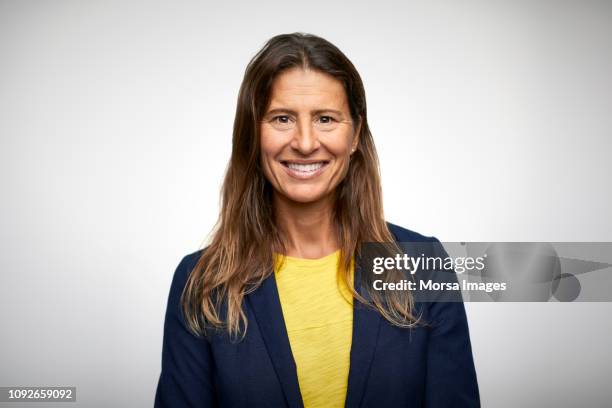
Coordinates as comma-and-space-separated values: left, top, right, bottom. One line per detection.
155, 33, 480, 407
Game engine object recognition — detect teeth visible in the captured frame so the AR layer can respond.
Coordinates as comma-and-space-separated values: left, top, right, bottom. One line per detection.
286, 162, 325, 173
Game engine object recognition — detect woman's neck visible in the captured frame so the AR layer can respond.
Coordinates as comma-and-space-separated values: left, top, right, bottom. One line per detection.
273, 193, 338, 259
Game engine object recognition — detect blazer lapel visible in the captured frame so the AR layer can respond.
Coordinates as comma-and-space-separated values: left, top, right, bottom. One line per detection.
246, 258, 382, 408
246, 272, 304, 408
344, 256, 382, 408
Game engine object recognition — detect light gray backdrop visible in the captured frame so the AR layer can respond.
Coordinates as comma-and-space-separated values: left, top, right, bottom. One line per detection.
1, 0, 611, 407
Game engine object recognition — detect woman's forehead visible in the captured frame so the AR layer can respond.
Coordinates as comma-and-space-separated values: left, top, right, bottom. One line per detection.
267, 68, 348, 112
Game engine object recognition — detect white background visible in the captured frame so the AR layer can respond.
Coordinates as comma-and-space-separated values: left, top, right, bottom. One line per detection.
1, 1, 611, 406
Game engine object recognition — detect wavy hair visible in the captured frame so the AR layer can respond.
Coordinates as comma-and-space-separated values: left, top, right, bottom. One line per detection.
182, 32, 418, 339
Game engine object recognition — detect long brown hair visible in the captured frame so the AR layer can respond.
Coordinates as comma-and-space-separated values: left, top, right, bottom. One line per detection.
183, 32, 418, 339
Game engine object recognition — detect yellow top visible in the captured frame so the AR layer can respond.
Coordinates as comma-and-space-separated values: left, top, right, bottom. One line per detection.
273, 250, 354, 408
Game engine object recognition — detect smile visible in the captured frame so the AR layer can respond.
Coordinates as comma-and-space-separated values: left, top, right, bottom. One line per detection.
281, 161, 330, 180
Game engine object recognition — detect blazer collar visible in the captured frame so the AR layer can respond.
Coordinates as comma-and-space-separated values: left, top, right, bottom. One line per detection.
246, 256, 381, 408
246, 273, 304, 408
344, 256, 382, 408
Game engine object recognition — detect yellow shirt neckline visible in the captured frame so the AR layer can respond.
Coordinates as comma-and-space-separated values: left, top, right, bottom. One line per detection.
274, 250, 341, 270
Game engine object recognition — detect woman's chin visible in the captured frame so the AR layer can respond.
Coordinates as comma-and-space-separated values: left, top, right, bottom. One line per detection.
278, 187, 331, 205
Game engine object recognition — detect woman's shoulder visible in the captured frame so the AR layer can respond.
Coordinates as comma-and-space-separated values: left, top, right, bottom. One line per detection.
178, 248, 206, 270
385, 221, 440, 244
168, 249, 206, 298
385, 222, 450, 264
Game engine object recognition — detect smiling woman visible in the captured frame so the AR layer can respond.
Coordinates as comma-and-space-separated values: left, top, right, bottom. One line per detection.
154, 32, 480, 408
260, 68, 359, 206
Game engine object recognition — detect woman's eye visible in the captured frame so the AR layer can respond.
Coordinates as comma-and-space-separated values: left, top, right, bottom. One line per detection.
318, 116, 336, 124
273, 115, 290, 124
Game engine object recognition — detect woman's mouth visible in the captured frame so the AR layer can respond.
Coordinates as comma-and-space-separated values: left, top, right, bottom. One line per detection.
280, 161, 330, 179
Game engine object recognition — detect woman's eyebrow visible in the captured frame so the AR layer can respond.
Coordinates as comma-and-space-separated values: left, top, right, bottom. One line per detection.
265, 108, 344, 116
312, 109, 344, 116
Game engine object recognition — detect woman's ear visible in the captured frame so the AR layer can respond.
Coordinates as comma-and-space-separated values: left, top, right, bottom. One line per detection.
352, 116, 362, 152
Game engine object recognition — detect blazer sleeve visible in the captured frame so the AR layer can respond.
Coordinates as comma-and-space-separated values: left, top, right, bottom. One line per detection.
424, 239, 480, 407
154, 254, 218, 408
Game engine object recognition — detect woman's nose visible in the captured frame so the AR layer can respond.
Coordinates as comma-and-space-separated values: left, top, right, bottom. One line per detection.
291, 119, 320, 154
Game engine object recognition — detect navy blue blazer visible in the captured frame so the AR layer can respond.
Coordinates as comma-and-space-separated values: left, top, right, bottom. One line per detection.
154, 223, 480, 407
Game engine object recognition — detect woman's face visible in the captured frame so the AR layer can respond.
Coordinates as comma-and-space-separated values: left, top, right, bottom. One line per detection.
260, 68, 360, 205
